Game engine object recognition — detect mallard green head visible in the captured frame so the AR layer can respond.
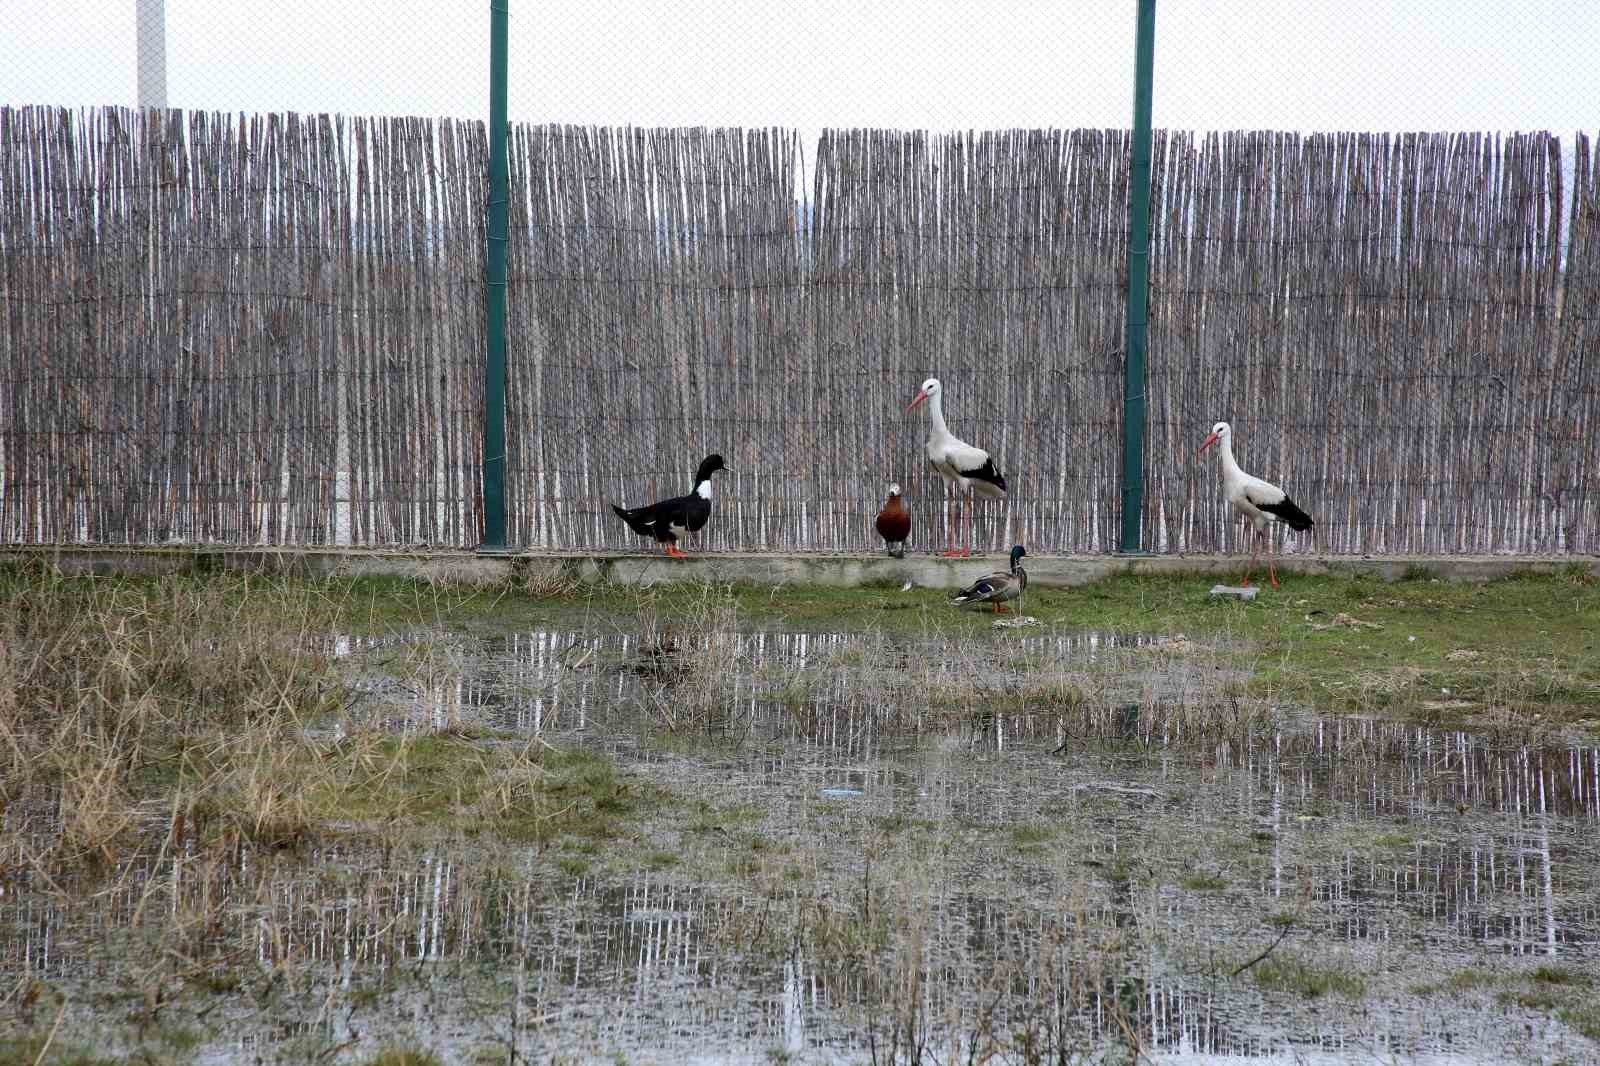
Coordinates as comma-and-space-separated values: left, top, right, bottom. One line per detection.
1009, 544, 1027, 571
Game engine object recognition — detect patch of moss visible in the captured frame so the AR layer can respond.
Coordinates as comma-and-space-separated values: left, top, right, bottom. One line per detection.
1558, 1004, 1600, 1041
1251, 956, 1366, 999
1008, 824, 1055, 852
1178, 871, 1226, 891
363, 1049, 444, 1066
1531, 964, 1592, 987
154, 1026, 203, 1053
1500, 986, 1565, 1011
0, 1037, 124, 1066
1411, 967, 1500, 996
300, 735, 654, 848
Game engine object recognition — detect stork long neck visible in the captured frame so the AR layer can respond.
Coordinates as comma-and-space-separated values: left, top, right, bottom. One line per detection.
924, 391, 952, 441
1216, 436, 1244, 480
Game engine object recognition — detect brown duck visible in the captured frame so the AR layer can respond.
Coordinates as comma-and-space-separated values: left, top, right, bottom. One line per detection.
875, 482, 910, 558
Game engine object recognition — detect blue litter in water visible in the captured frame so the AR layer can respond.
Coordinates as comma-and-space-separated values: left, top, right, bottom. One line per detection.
819, 787, 864, 797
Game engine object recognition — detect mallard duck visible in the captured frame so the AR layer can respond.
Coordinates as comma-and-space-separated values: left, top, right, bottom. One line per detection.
611, 454, 728, 557
1198, 422, 1314, 588
906, 377, 1006, 558
875, 482, 910, 558
951, 544, 1027, 613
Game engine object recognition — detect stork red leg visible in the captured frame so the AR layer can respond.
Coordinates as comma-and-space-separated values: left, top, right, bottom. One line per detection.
965, 489, 975, 556
942, 488, 968, 557
1241, 524, 1261, 587
664, 544, 688, 558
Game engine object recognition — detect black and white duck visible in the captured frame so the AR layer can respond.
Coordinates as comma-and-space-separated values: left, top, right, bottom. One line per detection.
611, 454, 728, 557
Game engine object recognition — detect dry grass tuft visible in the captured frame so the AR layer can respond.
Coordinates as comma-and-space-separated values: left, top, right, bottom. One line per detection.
509, 558, 584, 599
0, 565, 344, 866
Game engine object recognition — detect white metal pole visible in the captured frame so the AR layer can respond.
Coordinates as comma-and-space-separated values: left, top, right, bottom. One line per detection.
136, 0, 169, 109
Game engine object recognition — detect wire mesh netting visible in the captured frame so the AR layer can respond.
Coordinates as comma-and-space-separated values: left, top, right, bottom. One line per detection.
2, 3, 1597, 552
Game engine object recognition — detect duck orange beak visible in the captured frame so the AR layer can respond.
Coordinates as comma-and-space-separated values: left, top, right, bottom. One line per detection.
1198, 431, 1219, 457
906, 389, 929, 413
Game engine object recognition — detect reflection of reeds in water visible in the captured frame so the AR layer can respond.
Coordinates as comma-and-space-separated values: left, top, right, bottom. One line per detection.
605, 604, 1277, 751
348, 614, 1599, 820
704, 863, 1148, 1062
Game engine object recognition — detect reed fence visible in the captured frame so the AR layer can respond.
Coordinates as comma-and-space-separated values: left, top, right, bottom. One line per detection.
2, 106, 1596, 553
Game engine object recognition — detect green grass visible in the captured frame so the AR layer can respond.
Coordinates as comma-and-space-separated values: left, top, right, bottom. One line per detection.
1411, 967, 1500, 996
303, 737, 655, 847
720, 572, 1594, 724
11, 565, 1596, 722
1414, 964, 1599, 1042
1178, 871, 1227, 891
5, 566, 1596, 867
1007, 823, 1055, 852
1496, 964, 1600, 1041
0, 1040, 117, 1066
363, 1049, 444, 1066
1559, 1004, 1600, 1042
1250, 956, 1366, 998
1530, 964, 1592, 986
685, 800, 765, 834
1500, 986, 1566, 1011
275, 569, 1600, 723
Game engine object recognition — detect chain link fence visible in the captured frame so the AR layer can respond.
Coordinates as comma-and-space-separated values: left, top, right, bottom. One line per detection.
2, 3, 1597, 551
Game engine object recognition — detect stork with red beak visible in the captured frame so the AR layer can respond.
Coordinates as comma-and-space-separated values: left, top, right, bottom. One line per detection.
907, 377, 1007, 558
1198, 421, 1314, 588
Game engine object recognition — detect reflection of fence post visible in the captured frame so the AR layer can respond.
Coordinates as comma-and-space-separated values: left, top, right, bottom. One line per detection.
480, 1, 510, 551
1119, 0, 1156, 554
136, 0, 169, 109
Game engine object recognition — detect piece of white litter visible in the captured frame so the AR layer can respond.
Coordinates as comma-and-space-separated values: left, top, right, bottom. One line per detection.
1408, 635, 1416, 642
900, 580, 914, 592
1209, 584, 1258, 601
993, 615, 1041, 629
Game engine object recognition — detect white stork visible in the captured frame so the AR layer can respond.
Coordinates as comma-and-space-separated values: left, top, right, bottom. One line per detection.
906, 377, 1007, 558
1198, 421, 1314, 588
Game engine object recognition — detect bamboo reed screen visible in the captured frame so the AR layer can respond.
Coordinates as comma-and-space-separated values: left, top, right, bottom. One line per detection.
3, 107, 1597, 553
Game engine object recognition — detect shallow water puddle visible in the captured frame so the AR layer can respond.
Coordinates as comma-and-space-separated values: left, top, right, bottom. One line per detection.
3, 623, 1596, 1064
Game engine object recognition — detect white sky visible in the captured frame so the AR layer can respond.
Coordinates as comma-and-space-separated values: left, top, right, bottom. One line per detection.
2, 2, 1598, 139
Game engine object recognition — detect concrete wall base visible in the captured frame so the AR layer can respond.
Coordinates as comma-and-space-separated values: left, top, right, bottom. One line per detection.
3, 546, 1595, 590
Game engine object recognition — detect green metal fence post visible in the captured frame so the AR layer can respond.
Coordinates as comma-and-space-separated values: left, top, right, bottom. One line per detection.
1119, 0, 1156, 554
479, 1, 510, 552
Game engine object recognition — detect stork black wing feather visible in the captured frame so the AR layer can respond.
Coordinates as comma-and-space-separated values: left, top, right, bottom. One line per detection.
959, 457, 1007, 493
1257, 495, 1314, 532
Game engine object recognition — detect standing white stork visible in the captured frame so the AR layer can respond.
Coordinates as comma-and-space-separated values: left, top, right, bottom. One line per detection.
906, 377, 1007, 558
1198, 421, 1314, 588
